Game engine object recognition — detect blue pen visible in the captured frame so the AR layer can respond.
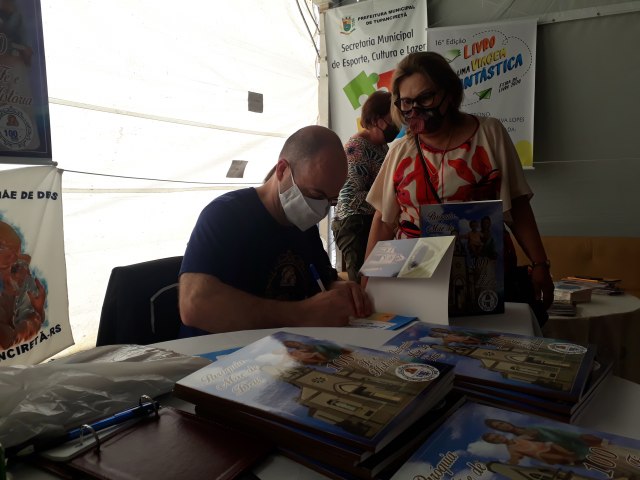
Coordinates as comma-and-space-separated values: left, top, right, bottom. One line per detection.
64, 400, 160, 441
10, 400, 160, 458
309, 264, 326, 292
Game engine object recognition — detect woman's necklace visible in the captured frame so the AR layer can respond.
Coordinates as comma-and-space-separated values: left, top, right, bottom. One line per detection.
439, 127, 455, 200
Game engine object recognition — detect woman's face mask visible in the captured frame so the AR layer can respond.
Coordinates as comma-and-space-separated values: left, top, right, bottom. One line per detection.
278, 171, 330, 231
380, 121, 400, 143
404, 94, 447, 134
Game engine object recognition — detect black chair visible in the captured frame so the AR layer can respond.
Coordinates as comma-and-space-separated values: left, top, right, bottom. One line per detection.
96, 256, 184, 346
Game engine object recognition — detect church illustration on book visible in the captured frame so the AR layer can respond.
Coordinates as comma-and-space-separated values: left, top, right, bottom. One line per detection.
263, 363, 418, 438
430, 343, 579, 392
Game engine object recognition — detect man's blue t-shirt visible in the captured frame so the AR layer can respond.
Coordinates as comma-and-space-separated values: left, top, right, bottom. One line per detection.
179, 188, 337, 336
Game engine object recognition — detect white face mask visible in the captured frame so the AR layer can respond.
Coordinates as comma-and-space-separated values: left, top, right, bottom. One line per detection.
278, 171, 330, 231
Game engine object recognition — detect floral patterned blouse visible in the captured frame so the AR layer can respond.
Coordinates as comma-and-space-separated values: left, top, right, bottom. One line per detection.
366, 116, 532, 239
334, 135, 388, 220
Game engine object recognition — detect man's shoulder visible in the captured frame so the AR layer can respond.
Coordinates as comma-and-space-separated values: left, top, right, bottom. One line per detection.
202, 188, 260, 214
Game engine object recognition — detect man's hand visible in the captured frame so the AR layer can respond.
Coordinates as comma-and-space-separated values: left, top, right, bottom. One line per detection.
328, 280, 373, 318
298, 283, 373, 327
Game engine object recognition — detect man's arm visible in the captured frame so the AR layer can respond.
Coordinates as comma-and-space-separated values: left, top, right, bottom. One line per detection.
179, 273, 368, 333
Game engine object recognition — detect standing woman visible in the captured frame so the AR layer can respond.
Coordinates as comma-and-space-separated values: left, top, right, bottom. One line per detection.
365, 52, 554, 320
332, 91, 399, 283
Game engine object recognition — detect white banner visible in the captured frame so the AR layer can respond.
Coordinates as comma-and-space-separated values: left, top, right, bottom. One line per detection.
427, 19, 538, 167
325, 0, 427, 142
0, 166, 73, 365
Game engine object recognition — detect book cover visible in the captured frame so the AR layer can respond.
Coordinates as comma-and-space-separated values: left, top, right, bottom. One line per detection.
391, 402, 640, 480
198, 391, 466, 479
456, 357, 613, 418
175, 331, 455, 453
348, 312, 417, 330
420, 200, 504, 316
382, 322, 596, 402
277, 392, 466, 480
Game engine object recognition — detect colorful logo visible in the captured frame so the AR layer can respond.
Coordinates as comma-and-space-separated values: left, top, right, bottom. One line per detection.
341, 16, 355, 35
395, 363, 440, 382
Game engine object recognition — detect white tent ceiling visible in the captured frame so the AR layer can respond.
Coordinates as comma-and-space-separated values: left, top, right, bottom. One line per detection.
37, 1, 322, 354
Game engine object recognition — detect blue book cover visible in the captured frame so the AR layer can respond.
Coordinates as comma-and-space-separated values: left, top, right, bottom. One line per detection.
383, 322, 596, 402
391, 402, 640, 480
420, 200, 504, 316
175, 331, 454, 452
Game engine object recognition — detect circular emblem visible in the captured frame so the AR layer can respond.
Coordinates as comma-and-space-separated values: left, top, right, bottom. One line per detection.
478, 289, 499, 312
395, 363, 440, 382
0, 105, 33, 150
547, 343, 587, 355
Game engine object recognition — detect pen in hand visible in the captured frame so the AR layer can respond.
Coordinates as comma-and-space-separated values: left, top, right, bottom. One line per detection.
309, 264, 326, 292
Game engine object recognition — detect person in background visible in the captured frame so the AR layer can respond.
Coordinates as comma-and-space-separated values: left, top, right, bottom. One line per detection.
179, 125, 372, 335
364, 52, 553, 321
331, 91, 399, 283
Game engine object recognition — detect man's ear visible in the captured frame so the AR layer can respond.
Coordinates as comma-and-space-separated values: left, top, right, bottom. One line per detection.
275, 158, 289, 181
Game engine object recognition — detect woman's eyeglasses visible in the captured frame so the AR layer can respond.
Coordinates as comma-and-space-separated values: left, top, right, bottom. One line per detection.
393, 90, 438, 113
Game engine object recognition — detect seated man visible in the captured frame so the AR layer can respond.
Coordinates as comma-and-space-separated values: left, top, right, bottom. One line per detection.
179, 125, 372, 335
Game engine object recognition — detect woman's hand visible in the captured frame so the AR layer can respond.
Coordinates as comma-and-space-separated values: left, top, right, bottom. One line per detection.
531, 265, 554, 310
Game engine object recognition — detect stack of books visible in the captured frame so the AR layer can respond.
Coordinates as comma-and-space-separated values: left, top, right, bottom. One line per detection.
382, 322, 611, 423
548, 302, 578, 317
174, 331, 458, 480
390, 401, 640, 480
561, 276, 624, 295
554, 281, 594, 304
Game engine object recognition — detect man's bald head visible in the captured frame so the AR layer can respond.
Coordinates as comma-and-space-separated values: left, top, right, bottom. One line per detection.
279, 125, 346, 176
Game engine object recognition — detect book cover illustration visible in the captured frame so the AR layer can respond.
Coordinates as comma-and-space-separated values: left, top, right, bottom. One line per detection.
383, 322, 595, 402
348, 312, 417, 330
391, 402, 640, 480
420, 200, 504, 316
175, 331, 454, 451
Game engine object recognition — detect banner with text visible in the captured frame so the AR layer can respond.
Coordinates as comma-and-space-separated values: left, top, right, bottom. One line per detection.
0, 166, 73, 365
0, 0, 52, 161
427, 19, 538, 167
325, 0, 427, 142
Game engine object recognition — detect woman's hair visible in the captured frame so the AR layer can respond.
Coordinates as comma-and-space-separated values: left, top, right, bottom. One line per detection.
360, 90, 392, 130
390, 52, 463, 126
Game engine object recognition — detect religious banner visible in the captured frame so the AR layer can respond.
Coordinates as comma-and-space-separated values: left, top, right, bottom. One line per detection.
0, 0, 52, 161
325, 0, 427, 142
0, 166, 73, 365
427, 19, 538, 167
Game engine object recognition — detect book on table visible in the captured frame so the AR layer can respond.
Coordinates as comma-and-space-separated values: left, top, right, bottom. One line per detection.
420, 200, 504, 316
197, 390, 465, 480
455, 357, 612, 424
382, 321, 599, 422
174, 331, 455, 477
554, 281, 594, 304
390, 401, 640, 480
